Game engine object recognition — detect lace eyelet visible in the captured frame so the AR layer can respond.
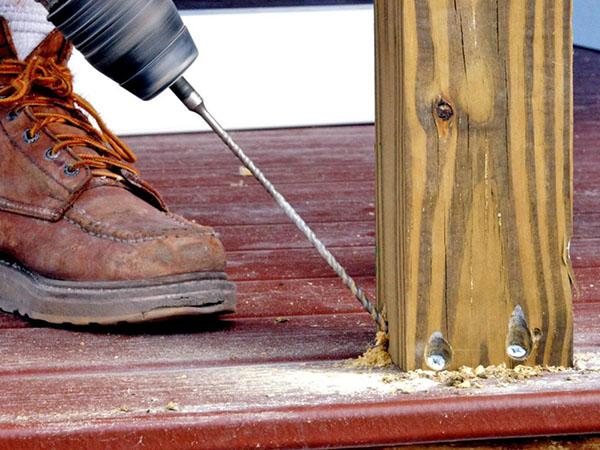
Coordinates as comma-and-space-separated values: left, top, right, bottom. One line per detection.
23, 129, 40, 144
63, 165, 80, 177
44, 148, 60, 161
6, 110, 19, 122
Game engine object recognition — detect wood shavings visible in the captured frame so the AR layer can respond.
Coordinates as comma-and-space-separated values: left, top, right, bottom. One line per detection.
375, 363, 552, 390
347, 336, 600, 393
441, 364, 546, 388
165, 401, 179, 411
474, 365, 487, 378
239, 166, 253, 177
376, 354, 600, 392
348, 331, 392, 368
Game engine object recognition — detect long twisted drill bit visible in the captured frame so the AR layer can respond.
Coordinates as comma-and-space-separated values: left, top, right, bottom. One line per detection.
171, 77, 387, 333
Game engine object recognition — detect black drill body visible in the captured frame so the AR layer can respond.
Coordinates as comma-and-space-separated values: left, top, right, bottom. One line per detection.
37, 0, 198, 100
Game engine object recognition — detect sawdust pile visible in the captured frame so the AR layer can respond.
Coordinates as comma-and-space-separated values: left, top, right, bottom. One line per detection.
381, 363, 565, 389
349, 331, 392, 368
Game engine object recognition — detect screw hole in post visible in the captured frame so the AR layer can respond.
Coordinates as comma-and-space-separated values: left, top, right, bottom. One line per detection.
425, 331, 453, 371
505, 305, 533, 362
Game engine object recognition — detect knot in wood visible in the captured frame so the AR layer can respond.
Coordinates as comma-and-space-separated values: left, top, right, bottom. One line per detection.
435, 99, 454, 121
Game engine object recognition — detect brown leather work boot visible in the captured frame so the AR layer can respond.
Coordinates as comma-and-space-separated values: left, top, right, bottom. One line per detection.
0, 19, 236, 325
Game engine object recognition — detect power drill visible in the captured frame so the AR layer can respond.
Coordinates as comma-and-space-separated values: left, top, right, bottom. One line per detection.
35, 0, 198, 103
34, 0, 387, 333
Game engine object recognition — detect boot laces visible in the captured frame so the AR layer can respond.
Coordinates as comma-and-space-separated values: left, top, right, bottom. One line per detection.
0, 55, 138, 179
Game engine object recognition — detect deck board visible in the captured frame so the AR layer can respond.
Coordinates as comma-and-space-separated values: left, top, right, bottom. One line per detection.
1, 307, 599, 375
0, 315, 375, 376
1, 46, 600, 448
2, 363, 600, 450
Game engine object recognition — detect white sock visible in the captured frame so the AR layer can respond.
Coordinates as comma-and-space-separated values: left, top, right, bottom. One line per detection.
0, 0, 54, 59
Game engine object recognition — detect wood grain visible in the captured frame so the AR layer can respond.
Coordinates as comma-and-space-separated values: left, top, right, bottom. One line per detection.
375, 0, 574, 369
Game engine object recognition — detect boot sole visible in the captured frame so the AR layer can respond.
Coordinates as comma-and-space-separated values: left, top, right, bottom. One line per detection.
0, 258, 236, 326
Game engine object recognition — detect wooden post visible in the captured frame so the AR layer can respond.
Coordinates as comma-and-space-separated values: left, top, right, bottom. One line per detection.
375, 0, 574, 370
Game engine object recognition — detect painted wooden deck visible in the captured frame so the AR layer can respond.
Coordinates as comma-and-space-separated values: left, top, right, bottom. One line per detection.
1, 47, 600, 449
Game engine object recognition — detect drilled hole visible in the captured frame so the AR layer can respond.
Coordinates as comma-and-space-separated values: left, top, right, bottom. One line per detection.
425, 331, 453, 371
505, 305, 533, 362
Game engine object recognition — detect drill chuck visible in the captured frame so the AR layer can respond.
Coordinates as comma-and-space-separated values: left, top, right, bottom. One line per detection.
40, 0, 198, 100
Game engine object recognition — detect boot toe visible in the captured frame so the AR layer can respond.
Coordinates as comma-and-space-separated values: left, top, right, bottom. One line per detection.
14, 184, 229, 281
123, 230, 227, 279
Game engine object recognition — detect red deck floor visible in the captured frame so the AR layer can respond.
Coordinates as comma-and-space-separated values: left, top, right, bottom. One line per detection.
1, 47, 600, 449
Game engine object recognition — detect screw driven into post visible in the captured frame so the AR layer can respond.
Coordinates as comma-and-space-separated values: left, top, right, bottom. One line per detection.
506, 305, 533, 362
425, 331, 453, 371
